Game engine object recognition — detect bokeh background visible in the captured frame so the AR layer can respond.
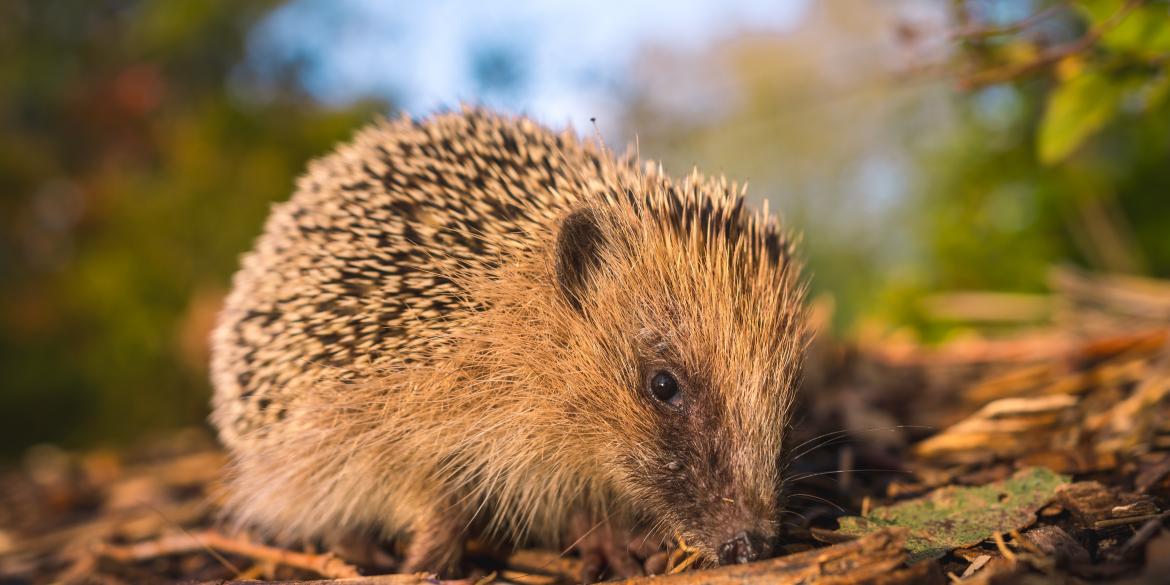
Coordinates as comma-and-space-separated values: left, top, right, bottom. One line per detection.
3, 0, 1168, 457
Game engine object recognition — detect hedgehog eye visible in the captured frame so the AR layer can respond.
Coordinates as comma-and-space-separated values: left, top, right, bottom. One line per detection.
649, 371, 680, 403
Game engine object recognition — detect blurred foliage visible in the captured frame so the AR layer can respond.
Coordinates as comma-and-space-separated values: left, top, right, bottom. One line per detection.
956, 0, 1170, 164
897, 0, 1170, 339
1, 0, 1168, 454
0, 1, 384, 456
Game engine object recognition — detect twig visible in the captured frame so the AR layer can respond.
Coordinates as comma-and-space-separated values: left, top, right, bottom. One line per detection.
614, 529, 909, 585
958, 0, 1145, 90
96, 530, 361, 579
10, 499, 208, 557
949, 2, 1068, 40
1114, 518, 1165, 560
501, 548, 582, 583
198, 577, 452, 585
667, 548, 701, 575
993, 531, 1017, 563
141, 500, 241, 575
1092, 511, 1170, 530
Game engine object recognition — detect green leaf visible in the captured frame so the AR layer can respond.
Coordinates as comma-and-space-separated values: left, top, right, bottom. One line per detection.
835, 467, 1070, 563
1038, 71, 1124, 164
1076, 0, 1170, 56
1076, 0, 1118, 23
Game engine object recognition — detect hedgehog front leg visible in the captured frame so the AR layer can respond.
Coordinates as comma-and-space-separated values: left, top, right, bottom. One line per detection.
567, 512, 663, 583
401, 508, 467, 577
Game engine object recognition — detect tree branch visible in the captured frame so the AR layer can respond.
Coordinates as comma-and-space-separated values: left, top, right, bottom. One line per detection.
958, 0, 1144, 90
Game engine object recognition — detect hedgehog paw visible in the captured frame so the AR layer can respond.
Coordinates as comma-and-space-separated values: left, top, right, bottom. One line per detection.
402, 512, 466, 578
568, 514, 663, 583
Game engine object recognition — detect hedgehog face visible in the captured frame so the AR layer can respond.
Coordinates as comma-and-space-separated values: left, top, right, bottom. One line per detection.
553, 201, 804, 565
618, 292, 795, 566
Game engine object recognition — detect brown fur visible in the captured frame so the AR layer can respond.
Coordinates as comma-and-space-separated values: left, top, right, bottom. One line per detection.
210, 107, 806, 576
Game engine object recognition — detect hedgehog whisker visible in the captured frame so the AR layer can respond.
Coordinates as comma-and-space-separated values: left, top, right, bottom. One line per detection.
787, 468, 912, 483
786, 424, 933, 464
787, 492, 845, 512
778, 509, 810, 523
786, 428, 853, 458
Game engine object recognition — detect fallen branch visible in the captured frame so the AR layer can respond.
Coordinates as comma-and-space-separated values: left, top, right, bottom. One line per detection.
96, 529, 361, 579
613, 529, 911, 585
198, 577, 450, 585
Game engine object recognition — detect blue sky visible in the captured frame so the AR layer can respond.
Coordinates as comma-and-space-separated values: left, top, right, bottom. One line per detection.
244, 0, 810, 125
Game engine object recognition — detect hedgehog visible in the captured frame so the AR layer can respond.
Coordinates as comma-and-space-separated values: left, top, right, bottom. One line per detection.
210, 107, 806, 581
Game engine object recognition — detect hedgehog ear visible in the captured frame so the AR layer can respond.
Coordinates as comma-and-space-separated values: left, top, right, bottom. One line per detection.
555, 208, 607, 313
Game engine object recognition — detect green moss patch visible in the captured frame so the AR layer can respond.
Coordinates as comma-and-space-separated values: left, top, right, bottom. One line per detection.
836, 467, 1069, 562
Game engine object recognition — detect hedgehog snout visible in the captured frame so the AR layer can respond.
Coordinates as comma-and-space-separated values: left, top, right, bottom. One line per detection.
717, 530, 772, 565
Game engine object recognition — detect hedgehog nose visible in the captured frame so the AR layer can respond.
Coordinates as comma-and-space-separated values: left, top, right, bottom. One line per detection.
717, 531, 771, 565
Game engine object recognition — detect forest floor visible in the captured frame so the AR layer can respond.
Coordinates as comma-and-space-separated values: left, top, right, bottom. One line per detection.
2, 267, 1169, 585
